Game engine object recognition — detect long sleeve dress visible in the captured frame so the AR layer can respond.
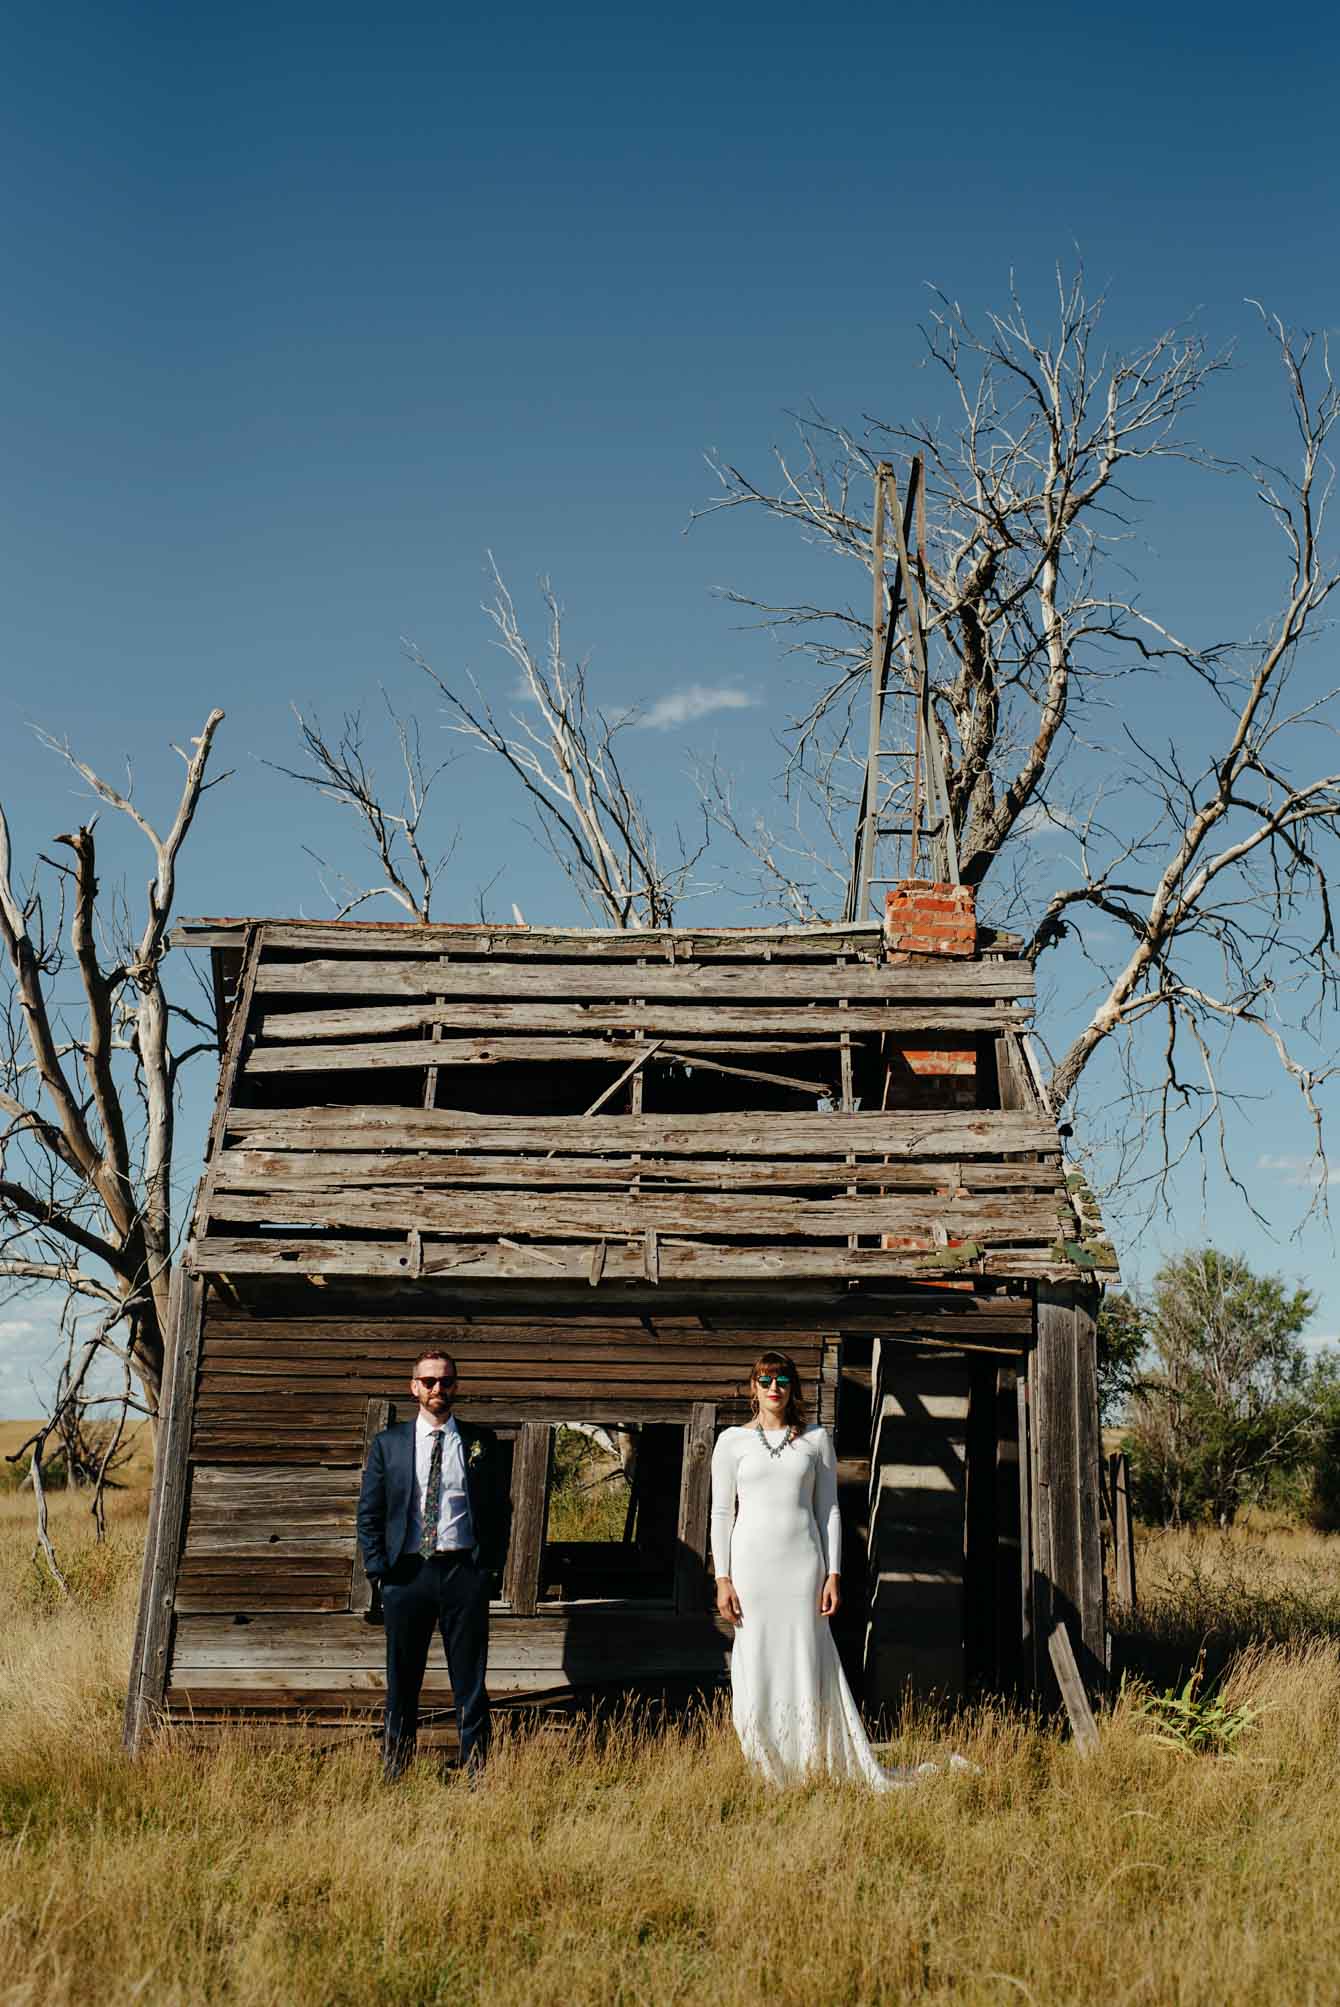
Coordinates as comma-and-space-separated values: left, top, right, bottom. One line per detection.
709, 1423, 895, 1790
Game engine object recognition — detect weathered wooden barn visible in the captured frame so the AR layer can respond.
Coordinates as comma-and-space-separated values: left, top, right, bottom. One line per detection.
124, 894, 1115, 1752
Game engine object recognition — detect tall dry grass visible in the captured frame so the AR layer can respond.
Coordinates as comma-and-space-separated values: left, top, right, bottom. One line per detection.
5, 1477, 1340, 2004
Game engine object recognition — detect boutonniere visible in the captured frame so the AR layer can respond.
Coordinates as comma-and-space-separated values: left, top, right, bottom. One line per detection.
467, 1439, 485, 1466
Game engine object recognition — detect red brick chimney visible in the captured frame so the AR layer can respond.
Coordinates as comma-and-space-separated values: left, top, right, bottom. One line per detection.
883, 879, 976, 959
881, 879, 980, 1127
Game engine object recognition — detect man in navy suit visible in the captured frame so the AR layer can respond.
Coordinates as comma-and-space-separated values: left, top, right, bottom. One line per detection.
356, 1349, 509, 1778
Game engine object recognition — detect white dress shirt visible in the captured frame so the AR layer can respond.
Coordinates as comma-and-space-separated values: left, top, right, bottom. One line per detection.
411, 1412, 475, 1554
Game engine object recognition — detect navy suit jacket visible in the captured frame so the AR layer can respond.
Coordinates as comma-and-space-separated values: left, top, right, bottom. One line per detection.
356, 1417, 510, 1584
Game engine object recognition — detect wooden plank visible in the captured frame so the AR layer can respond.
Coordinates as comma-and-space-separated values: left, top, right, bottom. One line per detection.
995, 1031, 1041, 1114
1033, 1284, 1105, 1694
255, 920, 892, 958
171, 1609, 733, 1666
198, 929, 261, 1194
198, 1352, 811, 1383
1110, 1451, 1136, 1612
198, 1303, 1032, 1340
257, 999, 1028, 1039
211, 1149, 1063, 1195
183, 1533, 356, 1558
503, 1423, 551, 1616
166, 1656, 730, 1707
1048, 1620, 1100, 1755
254, 958, 1031, 1002
197, 1331, 828, 1362
190, 1235, 1097, 1284
190, 1466, 358, 1504
188, 1398, 748, 1441
204, 1187, 1068, 1241
219, 1105, 1060, 1158
247, 936, 1033, 980
253, 957, 1032, 1000
124, 1269, 205, 1755
177, 1588, 365, 1614
245, 1035, 750, 1075
197, 1367, 766, 1400
1070, 1286, 1106, 1674
675, 1404, 716, 1614
1016, 1371, 1034, 1687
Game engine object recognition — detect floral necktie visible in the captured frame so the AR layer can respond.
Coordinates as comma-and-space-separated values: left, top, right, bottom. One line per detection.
420, 1429, 445, 1555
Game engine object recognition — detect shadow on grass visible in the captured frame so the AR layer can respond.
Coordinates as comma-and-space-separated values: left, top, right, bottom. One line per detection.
1112, 1534, 1340, 1693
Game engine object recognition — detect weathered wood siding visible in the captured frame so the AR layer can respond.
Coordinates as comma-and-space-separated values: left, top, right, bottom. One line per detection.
182, 923, 1109, 1290
158, 1289, 840, 1736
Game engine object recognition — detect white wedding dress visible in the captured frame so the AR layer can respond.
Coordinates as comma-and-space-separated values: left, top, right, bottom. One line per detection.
710, 1423, 896, 1790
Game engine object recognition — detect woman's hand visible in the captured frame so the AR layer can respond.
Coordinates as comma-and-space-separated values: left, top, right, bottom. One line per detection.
716, 1576, 743, 1627
819, 1572, 840, 1619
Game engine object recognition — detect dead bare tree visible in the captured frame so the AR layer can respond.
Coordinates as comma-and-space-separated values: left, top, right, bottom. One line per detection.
0, 711, 226, 1567
406, 561, 709, 928
266, 694, 458, 920
700, 274, 1340, 1207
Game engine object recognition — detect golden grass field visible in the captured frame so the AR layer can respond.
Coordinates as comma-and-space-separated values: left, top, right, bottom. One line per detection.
5, 1444, 1340, 2004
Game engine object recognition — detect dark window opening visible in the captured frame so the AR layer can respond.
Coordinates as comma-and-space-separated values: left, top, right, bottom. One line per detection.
538, 1422, 682, 1603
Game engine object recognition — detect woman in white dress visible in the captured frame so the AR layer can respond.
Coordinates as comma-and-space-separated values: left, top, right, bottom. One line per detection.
710, 1349, 896, 1790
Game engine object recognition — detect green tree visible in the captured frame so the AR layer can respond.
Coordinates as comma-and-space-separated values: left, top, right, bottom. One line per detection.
1096, 1290, 1149, 1426
1126, 1249, 1318, 1526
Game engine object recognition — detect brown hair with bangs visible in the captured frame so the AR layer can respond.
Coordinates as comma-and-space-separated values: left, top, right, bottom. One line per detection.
749, 1349, 806, 1431
412, 1348, 457, 1380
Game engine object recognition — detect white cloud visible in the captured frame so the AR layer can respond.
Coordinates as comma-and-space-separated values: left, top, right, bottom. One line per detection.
0, 1300, 129, 1420
635, 684, 757, 732
1255, 1152, 1336, 1186
1012, 801, 1078, 839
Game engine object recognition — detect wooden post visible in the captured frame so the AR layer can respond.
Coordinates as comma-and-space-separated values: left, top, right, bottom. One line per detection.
191, 927, 261, 1245
854, 469, 889, 918
503, 1423, 552, 1616
1047, 1621, 1100, 1755
123, 1268, 206, 1754
675, 1402, 716, 1613
1015, 1371, 1034, 1691
1031, 1283, 1105, 1696
1110, 1450, 1136, 1612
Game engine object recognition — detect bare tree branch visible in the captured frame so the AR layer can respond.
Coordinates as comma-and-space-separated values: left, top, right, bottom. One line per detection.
0, 709, 225, 1439
265, 695, 458, 920
702, 271, 1340, 1216
407, 561, 711, 928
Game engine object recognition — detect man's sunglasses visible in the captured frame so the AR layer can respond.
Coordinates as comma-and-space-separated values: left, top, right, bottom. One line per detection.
755, 1373, 791, 1390
416, 1374, 457, 1390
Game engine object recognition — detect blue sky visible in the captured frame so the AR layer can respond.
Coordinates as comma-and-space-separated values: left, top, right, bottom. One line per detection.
2, 0, 1338, 1412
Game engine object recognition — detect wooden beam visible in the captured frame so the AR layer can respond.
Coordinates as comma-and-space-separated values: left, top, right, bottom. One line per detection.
1047, 1621, 1100, 1754
246, 921, 890, 961
503, 1424, 551, 1616
253, 956, 1034, 999
203, 1185, 1070, 1242
171, 1607, 734, 1667
190, 1235, 1103, 1284
674, 1403, 716, 1614
256, 999, 1029, 1039
124, 1269, 206, 1755
1016, 1371, 1034, 1692
219, 1105, 1061, 1158
1032, 1283, 1106, 1695
210, 1148, 1066, 1196
1110, 1450, 1136, 1612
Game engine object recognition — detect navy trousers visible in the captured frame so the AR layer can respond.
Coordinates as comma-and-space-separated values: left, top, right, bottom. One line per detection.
380, 1552, 491, 1774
